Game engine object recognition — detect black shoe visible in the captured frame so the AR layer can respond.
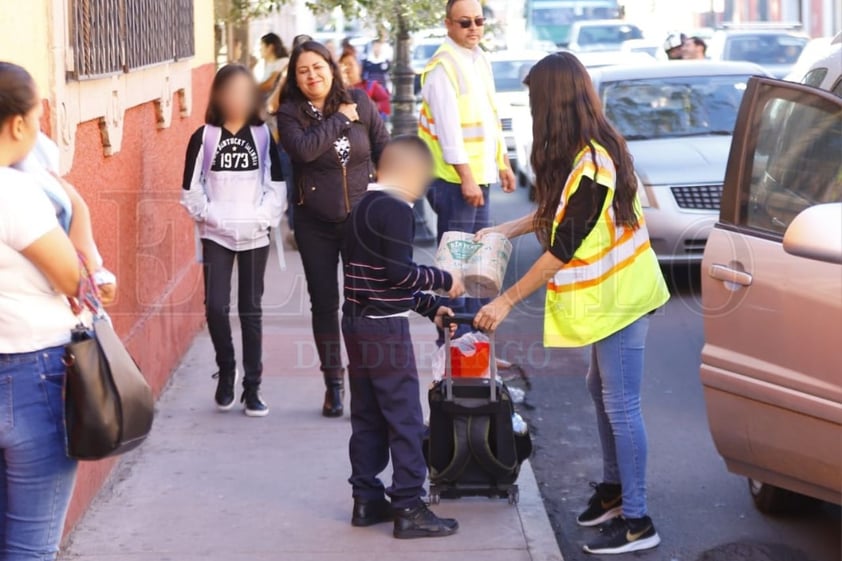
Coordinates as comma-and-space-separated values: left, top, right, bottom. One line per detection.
351, 498, 393, 527
212, 369, 238, 411
583, 515, 661, 555
393, 502, 458, 539
241, 386, 269, 417
322, 371, 344, 418
577, 482, 622, 527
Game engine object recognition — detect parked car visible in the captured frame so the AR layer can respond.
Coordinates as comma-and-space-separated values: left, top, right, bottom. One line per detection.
699, 69, 841, 513
488, 50, 546, 182
707, 23, 809, 78
523, 61, 766, 263
565, 19, 644, 52
792, 32, 842, 92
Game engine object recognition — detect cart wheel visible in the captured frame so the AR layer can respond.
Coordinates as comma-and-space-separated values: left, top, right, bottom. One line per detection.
430, 491, 441, 505
508, 488, 519, 505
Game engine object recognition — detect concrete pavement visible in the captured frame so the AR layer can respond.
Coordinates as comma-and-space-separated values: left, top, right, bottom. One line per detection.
60, 235, 563, 561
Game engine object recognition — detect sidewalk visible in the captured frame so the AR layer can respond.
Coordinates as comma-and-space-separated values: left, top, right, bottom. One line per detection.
60, 239, 563, 561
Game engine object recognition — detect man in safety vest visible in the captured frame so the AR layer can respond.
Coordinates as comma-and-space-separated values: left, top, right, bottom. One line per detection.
419, 0, 516, 343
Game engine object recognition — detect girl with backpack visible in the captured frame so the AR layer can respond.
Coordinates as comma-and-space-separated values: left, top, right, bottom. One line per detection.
182, 64, 286, 417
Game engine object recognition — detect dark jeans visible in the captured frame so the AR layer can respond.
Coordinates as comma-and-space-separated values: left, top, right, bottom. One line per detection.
426, 178, 491, 343
294, 207, 346, 375
278, 148, 296, 229
202, 239, 269, 387
342, 315, 426, 509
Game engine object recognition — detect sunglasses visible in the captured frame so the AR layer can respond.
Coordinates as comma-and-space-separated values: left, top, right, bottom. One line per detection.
453, 17, 485, 29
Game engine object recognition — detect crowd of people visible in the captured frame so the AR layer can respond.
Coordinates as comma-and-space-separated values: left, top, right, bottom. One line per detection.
0, 0, 671, 557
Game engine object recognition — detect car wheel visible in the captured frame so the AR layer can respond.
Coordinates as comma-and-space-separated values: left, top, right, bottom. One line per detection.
748, 478, 817, 515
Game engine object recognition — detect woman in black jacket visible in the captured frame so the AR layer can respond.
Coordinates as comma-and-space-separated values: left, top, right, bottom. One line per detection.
277, 41, 389, 417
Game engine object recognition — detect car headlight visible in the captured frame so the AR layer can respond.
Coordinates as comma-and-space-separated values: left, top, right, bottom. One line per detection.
635, 174, 655, 208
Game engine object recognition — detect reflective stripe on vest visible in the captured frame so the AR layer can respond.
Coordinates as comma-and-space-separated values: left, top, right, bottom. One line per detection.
418, 43, 503, 184
543, 142, 670, 348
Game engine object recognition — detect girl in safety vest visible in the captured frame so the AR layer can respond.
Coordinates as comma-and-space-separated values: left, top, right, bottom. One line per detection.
474, 52, 669, 555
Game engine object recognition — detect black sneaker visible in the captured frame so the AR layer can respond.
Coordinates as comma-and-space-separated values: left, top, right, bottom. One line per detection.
583, 515, 661, 555
577, 482, 622, 527
241, 386, 269, 417
351, 498, 393, 527
212, 369, 238, 411
393, 501, 458, 539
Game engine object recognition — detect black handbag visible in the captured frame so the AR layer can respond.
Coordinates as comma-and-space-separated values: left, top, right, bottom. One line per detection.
63, 315, 154, 460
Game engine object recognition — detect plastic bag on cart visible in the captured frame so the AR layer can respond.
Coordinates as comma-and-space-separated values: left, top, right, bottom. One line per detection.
431, 332, 491, 381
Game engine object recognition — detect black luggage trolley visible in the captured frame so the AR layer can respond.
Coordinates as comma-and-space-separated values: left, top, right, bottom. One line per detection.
426, 314, 532, 505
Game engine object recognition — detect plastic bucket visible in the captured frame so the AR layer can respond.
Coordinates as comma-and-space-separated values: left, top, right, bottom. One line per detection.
434, 231, 512, 298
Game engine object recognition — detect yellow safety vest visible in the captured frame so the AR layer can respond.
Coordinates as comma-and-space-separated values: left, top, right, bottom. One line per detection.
418, 42, 505, 184
544, 142, 670, 348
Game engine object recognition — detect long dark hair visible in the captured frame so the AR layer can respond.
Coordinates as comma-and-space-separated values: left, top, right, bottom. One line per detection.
525, 52, 639, 249
280, 41, 352, 117
204, 64, 263, 127
261, 32, 289, 59
0, 61, 38, 123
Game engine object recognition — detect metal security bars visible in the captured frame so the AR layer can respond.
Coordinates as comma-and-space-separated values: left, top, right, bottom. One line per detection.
69, 0, 195, 79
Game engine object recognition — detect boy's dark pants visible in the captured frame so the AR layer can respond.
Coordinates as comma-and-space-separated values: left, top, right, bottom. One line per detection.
341, 315, 426, 509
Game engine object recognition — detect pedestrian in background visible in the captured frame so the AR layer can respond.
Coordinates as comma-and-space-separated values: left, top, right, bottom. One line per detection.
362, 38, 392, 91
0, 61, 83, 561
418, 0, 516, 345
682, 36, 707, 60
182, 64, 286, 418
474, 52, 669, 555
339, 48, 391, 120
663, 32, 686, 60
342, 136, 463, 539
276, 41, 389, 418
258, 33, 290, 96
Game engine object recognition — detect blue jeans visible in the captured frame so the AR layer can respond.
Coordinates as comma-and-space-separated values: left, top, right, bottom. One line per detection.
0, 346, 78, 561
426, 179, 491, 344
586, 315, 650, 519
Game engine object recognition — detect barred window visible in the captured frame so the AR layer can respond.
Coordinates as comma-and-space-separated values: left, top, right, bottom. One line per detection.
69, 0, 195, 80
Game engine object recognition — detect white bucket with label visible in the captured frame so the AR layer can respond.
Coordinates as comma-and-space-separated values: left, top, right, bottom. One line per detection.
434, 231, 512, 298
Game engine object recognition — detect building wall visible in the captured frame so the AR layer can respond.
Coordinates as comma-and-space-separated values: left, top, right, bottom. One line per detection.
0, 0, 215, 533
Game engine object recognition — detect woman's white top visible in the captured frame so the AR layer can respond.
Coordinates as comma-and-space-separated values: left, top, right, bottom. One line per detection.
0, 167, 77, 353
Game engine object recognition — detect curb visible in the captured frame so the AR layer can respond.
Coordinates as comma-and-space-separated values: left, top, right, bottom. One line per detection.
517, 459, 565, 561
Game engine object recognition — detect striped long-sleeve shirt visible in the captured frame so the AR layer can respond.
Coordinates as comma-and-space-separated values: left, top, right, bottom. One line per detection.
343, 189, 453, 319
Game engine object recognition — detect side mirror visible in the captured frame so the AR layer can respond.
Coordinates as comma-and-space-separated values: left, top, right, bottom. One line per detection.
782, 203, 842, 264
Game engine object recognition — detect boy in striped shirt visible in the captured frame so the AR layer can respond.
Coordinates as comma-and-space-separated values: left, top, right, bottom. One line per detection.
342, 136, 464, 539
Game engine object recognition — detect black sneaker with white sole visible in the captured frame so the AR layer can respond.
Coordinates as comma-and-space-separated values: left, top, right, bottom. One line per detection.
241, 386, 269, 417
577, 481, 622, 527
583, 515, 661, 555
213, 369, 238, 411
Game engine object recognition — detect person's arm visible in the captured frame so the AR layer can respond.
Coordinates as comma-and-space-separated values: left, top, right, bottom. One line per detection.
477, 211, 537, 240
474, 177, 608, 332
54, 176, 99, 273
1, 182, 81, 298
259, 73, 281, 94
180, 127, 209, 221
277, 104, 353, 163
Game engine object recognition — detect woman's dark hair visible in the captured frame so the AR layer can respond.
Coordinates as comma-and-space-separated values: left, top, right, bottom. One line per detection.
525, 52, 639, 248
0, 61, 38, 124
204, 64, 264, 127
280, 41, 352, 117
261, 32, 289, 59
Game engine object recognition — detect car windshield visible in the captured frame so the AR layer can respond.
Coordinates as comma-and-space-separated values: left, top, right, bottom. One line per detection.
577, 24, 643, 47
601, 75, 751, 140
491, 60, 538, 92
724, 34, 807, 65
412, 43, 439, 62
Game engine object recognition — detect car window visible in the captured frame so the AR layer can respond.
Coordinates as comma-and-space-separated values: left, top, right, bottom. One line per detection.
833, 79, 842, 98
743, 96, 842, 235
491, 60, 537, 92
577, 24, 642, 47
801, 67, 828, 88
725, 34, 807, 64
601, 75, 750, 140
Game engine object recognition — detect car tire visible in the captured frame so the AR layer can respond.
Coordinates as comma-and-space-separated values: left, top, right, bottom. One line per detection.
748, 478, 818, 515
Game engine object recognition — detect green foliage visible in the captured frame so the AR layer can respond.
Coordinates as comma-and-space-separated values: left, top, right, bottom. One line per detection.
215, 0, 290, 24
307, 0, 445, 34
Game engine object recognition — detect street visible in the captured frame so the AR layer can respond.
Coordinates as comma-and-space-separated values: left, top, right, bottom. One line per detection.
481, 185, 842, 561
